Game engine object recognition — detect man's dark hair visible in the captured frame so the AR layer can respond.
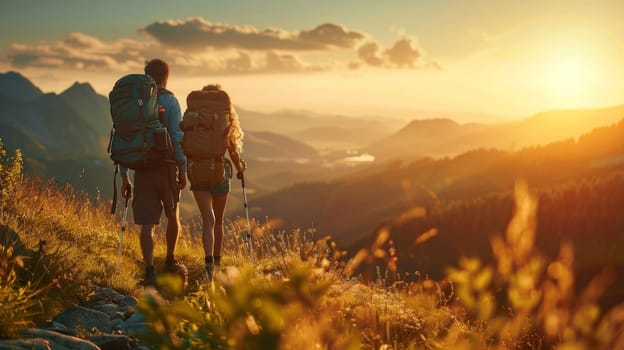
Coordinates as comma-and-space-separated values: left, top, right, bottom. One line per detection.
144, 59, 169, 85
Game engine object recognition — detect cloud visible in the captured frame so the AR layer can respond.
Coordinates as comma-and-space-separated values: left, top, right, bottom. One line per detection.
5, 20, 438, 75
63, 32, 107, 50
225, 52, 253, 73
140, 17, 365, 51
7, 32, 153, 71
6, 32, 326, 75
384, 38, 421, 68
353, 37, 440, 70
265, 51, 303, 72
357, 41, 383, 66
173, 51, 326, 75
263, 51, 326, 73
298, 23, 365, 49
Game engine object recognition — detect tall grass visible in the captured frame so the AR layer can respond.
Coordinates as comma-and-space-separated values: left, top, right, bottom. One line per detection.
1, 138, 623, 348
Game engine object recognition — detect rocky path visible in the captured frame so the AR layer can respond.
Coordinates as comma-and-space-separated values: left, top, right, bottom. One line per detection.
0, 286, 153, 350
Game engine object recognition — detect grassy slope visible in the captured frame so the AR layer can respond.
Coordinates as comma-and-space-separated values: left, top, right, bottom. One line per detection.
2, 144, 624, 348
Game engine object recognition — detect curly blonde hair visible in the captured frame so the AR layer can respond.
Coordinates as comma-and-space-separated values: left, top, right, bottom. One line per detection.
202, 84, 244, 153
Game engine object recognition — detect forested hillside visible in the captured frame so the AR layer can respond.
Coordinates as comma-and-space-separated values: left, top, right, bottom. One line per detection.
247, 118, 624, 249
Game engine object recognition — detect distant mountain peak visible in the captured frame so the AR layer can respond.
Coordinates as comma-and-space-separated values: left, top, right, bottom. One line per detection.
61, 81, 96, 96
3, 71, 27, 79
406, 118, 459, 128
398, 118, 461, 135
0, 71, 44, 101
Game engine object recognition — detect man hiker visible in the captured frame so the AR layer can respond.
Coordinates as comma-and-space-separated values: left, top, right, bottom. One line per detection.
120, 58, 187, 286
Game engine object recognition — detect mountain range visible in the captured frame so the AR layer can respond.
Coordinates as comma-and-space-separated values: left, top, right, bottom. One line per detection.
237, 107, 400, 150
368, 106, 624, 160
0, 71, 335, 215
243, 116, 624, 247
3, 70, 624, 229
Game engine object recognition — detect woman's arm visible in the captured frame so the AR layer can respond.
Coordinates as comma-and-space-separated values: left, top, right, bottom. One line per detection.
228, 143, 246, 178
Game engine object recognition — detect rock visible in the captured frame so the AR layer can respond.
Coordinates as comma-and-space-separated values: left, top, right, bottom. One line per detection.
124, 311, 146, 324
0, 338, 51, 350
121, 309, 135, 320
45, 321, 77, 336
52, 305, 112, 333
110, 311, 126, 321
96, 287, 123, 303
91, 303, 121, 317
118, 295, 139, 310
87, 334, 135, 350
124, 312, 149, 337
22, 329, 99, 350
110, 318, 127, 333
4, 286, 156, 350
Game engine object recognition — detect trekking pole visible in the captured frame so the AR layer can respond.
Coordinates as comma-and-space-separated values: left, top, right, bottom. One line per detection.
117, 186, 131, 273
240, 172, 254, 264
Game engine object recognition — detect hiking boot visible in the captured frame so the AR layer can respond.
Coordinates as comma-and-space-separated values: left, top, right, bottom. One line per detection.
205, 262, 215, 282
142, 266, 157, 287
214, 256, 222, 268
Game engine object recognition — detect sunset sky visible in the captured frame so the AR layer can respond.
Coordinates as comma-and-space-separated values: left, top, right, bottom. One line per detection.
1, 0, 623, 122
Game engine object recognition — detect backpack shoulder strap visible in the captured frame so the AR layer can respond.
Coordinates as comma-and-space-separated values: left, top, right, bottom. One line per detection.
156, 88, 173, 127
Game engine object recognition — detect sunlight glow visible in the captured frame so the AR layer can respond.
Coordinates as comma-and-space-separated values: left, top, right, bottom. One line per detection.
543, 56, 591, 100
526, 24, 612, 108
523, 38, 611, 110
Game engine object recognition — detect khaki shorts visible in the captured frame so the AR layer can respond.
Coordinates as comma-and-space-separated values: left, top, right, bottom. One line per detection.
132, 164, 180, 225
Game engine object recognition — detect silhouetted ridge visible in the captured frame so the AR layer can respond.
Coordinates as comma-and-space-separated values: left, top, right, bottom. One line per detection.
59, 81, 111, 140
368, 106, 624, 161
398, 118, 461, 136
61, 81, 97, 98
245, 131, 319, 159
0, 71, 43, 101
246, 117, 624, 247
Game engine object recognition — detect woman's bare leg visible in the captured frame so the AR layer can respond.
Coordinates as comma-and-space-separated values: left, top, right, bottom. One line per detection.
192, 191, 215, 257
212, 194, 228, 259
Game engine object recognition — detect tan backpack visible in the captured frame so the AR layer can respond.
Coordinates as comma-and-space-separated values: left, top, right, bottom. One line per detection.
180, 90, 232, 186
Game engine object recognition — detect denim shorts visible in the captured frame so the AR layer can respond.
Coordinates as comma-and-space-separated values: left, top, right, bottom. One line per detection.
189, 161, 231, 196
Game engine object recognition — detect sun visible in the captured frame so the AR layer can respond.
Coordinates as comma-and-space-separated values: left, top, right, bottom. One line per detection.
528, 41, 605, 109
517, 18, 618, 105
544, 57, 589, 99
549, 59, 585, 91
531, 28, 609, 107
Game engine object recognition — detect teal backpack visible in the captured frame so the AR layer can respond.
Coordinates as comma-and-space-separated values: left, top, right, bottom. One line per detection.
107, 74, 172, 212
107, 74, 172, 169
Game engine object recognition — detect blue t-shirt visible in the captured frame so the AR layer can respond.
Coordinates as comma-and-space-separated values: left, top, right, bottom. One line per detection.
119, 91, 187, 176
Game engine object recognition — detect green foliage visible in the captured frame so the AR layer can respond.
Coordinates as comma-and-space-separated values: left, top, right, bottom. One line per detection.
0, 139, 23, 218
0, 140, 140, 331
446, 180, 624, 349
0, 242, 47, 338
0, 141, 44, 338
137, 261, 360, 349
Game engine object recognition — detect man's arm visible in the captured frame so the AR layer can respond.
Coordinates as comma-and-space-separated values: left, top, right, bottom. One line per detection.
163, 94, 187, 189
163, 95, 187, 173
120, 165, 132, 199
